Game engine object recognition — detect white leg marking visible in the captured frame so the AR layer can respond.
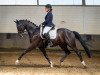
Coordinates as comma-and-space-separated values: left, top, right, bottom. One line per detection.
15, 59, 19, 65
81, 61, 86, 66
50, 61, 53, 68
60, 62, 63, 66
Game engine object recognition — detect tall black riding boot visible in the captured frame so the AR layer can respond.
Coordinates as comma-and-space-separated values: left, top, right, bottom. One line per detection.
44, 33, 53, 47
44, 33, 50, 43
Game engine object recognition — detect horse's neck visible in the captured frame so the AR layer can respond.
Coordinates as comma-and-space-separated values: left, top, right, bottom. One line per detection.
25, 25, 34, 37
25, 24, 38, 38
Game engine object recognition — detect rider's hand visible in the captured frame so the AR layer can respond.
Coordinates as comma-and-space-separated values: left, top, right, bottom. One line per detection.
39, 23, 44, 27
42, 24, 44, 27
42, 23, 45, 27
42, 22, 46, 25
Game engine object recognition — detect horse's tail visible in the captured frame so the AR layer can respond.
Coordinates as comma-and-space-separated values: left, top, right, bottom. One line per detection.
73, 31, 92, 58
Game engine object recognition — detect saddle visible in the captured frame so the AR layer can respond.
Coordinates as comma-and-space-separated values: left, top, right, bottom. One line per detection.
40, 24, 57, 39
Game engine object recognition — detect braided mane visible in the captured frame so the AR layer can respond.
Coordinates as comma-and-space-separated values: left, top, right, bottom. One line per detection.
19, 19, 38, 27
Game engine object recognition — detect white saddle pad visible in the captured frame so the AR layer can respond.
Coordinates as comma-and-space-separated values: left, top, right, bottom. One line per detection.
40, 24, 57, 39
49, 28, 57, 39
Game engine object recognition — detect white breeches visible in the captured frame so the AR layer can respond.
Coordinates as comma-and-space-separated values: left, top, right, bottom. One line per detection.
43, 26, 52, 35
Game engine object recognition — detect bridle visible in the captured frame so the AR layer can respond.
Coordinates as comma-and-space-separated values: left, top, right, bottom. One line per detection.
17, 24, 26, 37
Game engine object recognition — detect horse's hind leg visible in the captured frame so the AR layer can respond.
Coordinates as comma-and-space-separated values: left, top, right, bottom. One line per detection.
59, 44, 71, 65
15, 44, 34, 65
64, 34, 86, 67
39, 47, 53, 68
72, 46, 86, 67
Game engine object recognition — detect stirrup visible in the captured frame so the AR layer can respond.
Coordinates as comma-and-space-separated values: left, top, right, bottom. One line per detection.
48, 41, 53, 47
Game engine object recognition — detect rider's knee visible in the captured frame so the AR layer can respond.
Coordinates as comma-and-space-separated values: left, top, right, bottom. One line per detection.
44, 33, 47, 37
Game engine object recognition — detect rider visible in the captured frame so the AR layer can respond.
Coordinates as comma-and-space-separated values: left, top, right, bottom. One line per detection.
42, 4, 55, 43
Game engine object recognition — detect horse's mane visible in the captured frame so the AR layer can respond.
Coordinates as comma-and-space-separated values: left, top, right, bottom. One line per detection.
18, 19, 38, 27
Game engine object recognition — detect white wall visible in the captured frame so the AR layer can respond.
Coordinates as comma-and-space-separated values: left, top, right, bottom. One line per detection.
0, 0, 37, 5
84, 7, 100, 34
0, 6, 100, 34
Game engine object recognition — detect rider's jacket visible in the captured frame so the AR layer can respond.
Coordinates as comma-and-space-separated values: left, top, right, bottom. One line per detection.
42, 11, 54, 27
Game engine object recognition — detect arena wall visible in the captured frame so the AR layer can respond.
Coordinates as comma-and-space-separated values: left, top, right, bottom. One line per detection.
0, 6, 100, 34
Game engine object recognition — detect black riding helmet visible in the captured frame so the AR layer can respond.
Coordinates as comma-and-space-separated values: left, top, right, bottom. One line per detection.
45, 4, 52, 9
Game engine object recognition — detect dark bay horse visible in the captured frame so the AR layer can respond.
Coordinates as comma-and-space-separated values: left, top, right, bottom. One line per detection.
14, 19, 91, 67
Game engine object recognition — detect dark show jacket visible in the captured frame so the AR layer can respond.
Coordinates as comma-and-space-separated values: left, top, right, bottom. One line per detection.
42, 11, 54, 27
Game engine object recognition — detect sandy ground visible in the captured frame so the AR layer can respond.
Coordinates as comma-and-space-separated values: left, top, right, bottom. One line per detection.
0, 51, 99, 75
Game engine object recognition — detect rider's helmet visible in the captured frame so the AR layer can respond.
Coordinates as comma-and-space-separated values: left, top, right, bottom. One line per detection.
45, 4, 52, 9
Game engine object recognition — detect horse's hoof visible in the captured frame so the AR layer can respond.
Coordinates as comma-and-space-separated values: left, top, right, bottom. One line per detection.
15, 60, 19, 65
50, 61, 53, 68
81, 61, 86, 67
60, 62, 63, 66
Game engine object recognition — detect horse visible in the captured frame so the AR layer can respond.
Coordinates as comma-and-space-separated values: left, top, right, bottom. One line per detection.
14, 19, 91, 68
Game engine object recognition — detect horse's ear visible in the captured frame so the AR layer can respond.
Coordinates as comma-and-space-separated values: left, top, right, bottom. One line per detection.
14, 20, 16, 23
14, 19, 18, 23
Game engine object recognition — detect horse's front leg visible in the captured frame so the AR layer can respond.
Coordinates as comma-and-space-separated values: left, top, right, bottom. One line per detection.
15, 44, 34, 65
39, 47, 53, 68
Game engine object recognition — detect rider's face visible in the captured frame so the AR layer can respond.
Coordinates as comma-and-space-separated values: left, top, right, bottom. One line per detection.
45, 7, 49, 12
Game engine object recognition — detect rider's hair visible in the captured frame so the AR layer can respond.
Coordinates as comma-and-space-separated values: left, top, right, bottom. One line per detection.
50, 8, 52, 12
